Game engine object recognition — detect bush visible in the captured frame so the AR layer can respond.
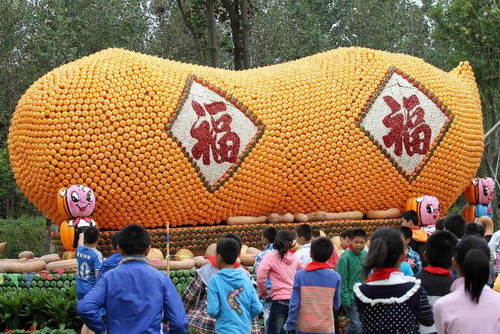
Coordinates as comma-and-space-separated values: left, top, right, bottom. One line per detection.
0, 288, 79, 332
0, 217, 49, 258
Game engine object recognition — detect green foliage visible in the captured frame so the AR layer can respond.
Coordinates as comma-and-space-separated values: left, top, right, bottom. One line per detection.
0, 288, 79, 332
0, 217, 48, 258
0, 148, 39, 219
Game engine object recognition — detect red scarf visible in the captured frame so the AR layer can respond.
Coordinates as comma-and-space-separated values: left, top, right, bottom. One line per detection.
347, 244, 354, 251
366, 268, 400, 282
305, 261, 331, 272
288, 248, 296, 253
208, 255, 240, 269
423, 266, 452, 278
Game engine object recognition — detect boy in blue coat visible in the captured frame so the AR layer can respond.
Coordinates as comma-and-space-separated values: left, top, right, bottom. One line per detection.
207, 237, 263, 334
97, 232, 122, 280
285, 237, 341, 334
77, 224, 188, 334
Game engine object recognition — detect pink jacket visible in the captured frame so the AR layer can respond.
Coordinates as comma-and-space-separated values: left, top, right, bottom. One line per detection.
257, 250, 304, 300
434, 277, 500, 334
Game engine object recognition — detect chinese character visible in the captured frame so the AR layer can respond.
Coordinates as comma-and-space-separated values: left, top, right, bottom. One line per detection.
190, 101, 241, 165
381, 94, 431, 157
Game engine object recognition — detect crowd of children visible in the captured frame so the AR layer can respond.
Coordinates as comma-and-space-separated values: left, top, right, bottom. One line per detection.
74, 211, 500, 334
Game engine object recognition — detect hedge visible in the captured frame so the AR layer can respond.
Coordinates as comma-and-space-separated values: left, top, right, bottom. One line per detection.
0, 217, 49, 259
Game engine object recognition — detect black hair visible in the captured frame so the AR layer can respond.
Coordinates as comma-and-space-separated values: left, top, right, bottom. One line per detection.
224, 233, 242, 252
311, 237, 333, 262
340, 230, 353, 239
444, 214, 466, 239
274, 230, 294, 259
351, 229, 367, 239
311, 226, 321, 238
425, 231, 458, 268
84, 226, 100, 244
263, 227, 277, 244
363, 228, 404, 278
216, 237, 239, 265
435, 218, 445, 231
402, 210, 419, 226
398, 226, 413, 240
295, 224, 312, 241
455, 236, 490, 303
111, 232, 120, 250
464, 223, 485, 238
118, 224, 151, 255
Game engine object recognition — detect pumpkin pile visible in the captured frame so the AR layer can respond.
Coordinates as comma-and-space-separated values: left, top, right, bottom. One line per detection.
52, 219, 401, 257
9, 47, 483, 229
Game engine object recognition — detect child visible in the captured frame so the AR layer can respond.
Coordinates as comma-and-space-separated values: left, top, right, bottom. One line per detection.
254, 226, 277, 332
76, 226, 103, 334
77, 224, 188, 333
257, 230, 304, 334
336, 229, 367, 334
284, 237, 341, 334
434, 236, 500, 333
354, 228, 434, 333
207, 238, 263, 333
415, 231, 458, 334
183, 233, 261, 334
464, 222, 485, 238
294, 224, 313, 265
401, 210, 427, 258
399, 226, 423, 273
76, 226, 103, 301
340, 229, 352, 250
443, 214, 466, 239
97, 232, 122, 280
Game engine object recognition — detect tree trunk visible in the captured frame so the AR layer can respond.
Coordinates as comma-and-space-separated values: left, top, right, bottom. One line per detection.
176, 0, 203, 63
240, 0, 250, 69
221, 0, 243, 70
206, 0, 219, 67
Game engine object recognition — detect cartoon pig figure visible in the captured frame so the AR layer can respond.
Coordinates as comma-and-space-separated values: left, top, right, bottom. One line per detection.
416, 195, 440, 226
65, 185, 95, 218
57, 185, 98, 251
477, 177, 495, 205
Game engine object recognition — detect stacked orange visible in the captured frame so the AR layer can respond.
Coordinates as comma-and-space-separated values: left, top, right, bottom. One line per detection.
8, 48, 484, 229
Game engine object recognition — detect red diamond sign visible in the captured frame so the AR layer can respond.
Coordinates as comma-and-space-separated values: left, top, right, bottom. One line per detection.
359, 67, 454, 182
167, 76, 265, 192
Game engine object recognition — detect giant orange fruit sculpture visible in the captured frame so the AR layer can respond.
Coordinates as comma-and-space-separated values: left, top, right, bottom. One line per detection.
8, 48, 484, 229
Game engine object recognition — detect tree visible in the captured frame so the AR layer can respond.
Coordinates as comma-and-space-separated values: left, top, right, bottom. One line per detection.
431, 0, 500, 218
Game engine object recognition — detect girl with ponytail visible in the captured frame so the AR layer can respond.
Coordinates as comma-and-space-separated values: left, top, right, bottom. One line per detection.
353, 228, 434, 333
434, 236, 500, 333
257, 230, 303, 334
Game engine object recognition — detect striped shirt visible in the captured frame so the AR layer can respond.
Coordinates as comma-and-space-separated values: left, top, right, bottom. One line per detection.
284, 268, 341, 334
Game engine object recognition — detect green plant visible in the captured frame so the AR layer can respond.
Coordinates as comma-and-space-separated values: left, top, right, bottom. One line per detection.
0, 216, 47, 259
0, 290, 29, 330
0, 288, 79, 332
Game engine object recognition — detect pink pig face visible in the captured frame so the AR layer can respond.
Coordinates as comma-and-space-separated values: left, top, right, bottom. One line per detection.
66, 185, 95, 217
478, 177, 495, 205
418, 195, 440, 226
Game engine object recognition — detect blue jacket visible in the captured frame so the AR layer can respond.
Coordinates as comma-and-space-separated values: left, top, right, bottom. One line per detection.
285, 266, 341, 334
97, 252, 123, 280
77, 256, 188, 334
207, 268, 263, 334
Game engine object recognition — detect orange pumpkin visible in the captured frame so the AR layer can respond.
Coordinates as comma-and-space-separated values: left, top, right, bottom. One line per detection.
462, 204, 476, 223
60, 221, 75, 251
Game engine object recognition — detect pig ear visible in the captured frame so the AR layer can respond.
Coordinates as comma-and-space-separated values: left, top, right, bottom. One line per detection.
471, 178, 479, 186
416, 196, 424, 203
